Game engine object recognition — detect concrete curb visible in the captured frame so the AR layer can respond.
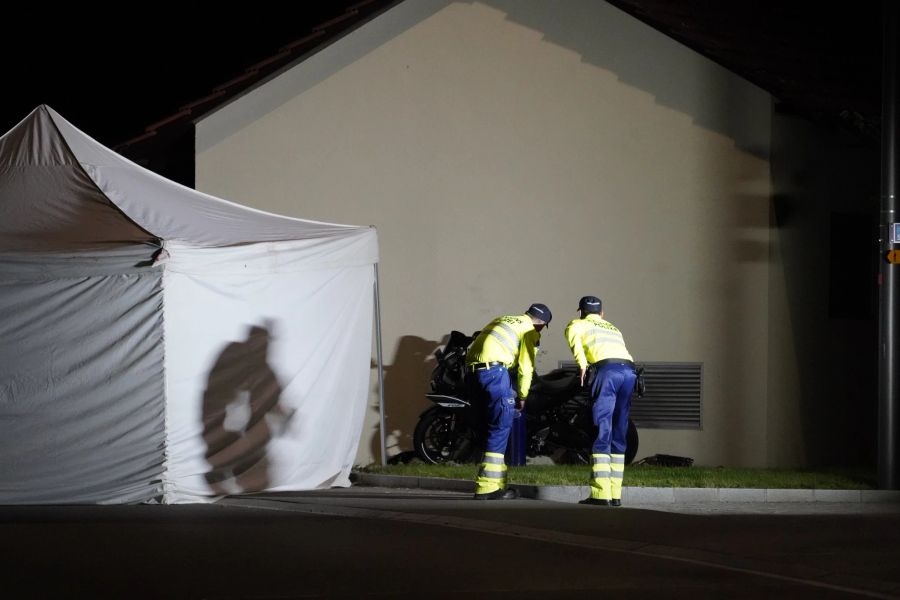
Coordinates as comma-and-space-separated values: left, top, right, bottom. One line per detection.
351, 472, 900, 504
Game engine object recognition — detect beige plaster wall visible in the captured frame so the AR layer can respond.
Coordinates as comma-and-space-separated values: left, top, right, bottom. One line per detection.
196, 0, 775, 467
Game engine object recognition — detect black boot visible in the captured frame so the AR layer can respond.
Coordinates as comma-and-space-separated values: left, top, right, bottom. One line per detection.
610, 498, 622, 507
474, 488, 519, 500
578, 497, 609, 506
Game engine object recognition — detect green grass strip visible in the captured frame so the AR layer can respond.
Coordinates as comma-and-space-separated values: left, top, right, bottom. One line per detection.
359, 463, 876, 489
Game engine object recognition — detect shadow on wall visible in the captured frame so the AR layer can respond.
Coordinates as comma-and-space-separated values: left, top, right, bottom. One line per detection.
202, 323, 296, 494
198, 0, 767, 157
480, 0, 770, 158
370, 335, 443, 463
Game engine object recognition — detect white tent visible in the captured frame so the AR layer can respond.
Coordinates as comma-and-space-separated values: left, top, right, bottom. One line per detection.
0, 106, 379, 504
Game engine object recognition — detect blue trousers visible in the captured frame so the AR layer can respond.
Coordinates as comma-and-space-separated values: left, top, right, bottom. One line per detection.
467, 366, 516, 454
590, 363, 637, 454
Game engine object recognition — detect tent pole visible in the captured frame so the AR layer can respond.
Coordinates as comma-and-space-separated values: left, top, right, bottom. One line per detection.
374, 263, 387, 466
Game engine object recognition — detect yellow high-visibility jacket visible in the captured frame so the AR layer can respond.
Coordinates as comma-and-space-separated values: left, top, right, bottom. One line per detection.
465, 314, 540, 398
565, 314, 633, 370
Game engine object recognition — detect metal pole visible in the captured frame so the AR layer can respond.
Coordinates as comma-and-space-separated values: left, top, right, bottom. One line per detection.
879, 0, 900, 490
374, 263, 387, 466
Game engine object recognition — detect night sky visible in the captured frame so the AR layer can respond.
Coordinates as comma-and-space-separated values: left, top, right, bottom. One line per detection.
0, 5, 357, 149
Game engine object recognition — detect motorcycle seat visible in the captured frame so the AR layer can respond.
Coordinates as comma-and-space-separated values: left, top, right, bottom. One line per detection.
531, 369, 579, 394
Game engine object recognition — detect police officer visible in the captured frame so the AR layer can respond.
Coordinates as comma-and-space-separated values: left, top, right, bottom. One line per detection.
467, 303, 551, 500
566, 296, 636, 507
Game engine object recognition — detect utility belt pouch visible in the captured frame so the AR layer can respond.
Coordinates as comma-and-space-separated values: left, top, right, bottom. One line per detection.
584, 363, 599, 389
634, 366, 646, 398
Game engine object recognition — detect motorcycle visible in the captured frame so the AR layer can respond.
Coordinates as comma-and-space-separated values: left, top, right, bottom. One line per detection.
413, 330, 639, 465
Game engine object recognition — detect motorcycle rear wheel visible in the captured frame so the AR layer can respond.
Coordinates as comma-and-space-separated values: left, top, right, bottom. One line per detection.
413, 406, 481, 464
625, 418, 639, 465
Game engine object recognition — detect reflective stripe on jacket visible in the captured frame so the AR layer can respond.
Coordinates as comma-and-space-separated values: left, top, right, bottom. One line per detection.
565, 314, 632, 370
465, 314, 540, 398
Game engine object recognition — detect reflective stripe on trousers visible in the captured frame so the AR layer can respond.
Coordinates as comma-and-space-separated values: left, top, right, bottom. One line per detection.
610, 453, 625, 500
475, 451, 508, 495
590, 453, 611, 500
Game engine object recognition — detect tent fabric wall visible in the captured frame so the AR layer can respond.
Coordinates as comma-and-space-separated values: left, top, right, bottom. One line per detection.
162, 258, 375, 501
0, 106, 378, 504
0, 271, 166, 504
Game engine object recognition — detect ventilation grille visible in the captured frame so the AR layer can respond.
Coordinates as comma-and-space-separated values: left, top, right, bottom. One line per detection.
557, 360, 703, 430
632, 362, 702, 430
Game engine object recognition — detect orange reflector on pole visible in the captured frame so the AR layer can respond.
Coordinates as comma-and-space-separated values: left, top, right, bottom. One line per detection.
888, 250, 900, 264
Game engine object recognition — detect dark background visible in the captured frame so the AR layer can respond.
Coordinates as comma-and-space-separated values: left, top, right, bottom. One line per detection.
0, 5, 359, 148
2, 2, 885, 151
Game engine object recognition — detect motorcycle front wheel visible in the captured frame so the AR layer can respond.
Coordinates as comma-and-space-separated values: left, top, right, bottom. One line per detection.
625, 418, 639, 465
413, 406, 482, 464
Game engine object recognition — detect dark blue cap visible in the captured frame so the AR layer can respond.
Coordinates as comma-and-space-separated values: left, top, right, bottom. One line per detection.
578, 296, 602, 313
526, 303, 552, 325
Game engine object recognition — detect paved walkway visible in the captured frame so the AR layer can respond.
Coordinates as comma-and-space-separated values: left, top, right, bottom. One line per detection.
4, 487, 899, 598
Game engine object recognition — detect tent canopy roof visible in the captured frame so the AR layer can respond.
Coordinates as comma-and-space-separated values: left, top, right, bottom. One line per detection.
0, 105, 372, 251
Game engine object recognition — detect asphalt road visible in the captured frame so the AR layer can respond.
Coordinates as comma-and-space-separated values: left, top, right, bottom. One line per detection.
2, 487, 899, 599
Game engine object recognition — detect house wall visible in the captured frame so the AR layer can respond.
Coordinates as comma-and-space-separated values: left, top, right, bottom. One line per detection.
195, 0, 779, 467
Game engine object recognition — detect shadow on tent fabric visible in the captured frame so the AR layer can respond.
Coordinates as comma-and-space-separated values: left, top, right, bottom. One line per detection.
201, 323, 294, 495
